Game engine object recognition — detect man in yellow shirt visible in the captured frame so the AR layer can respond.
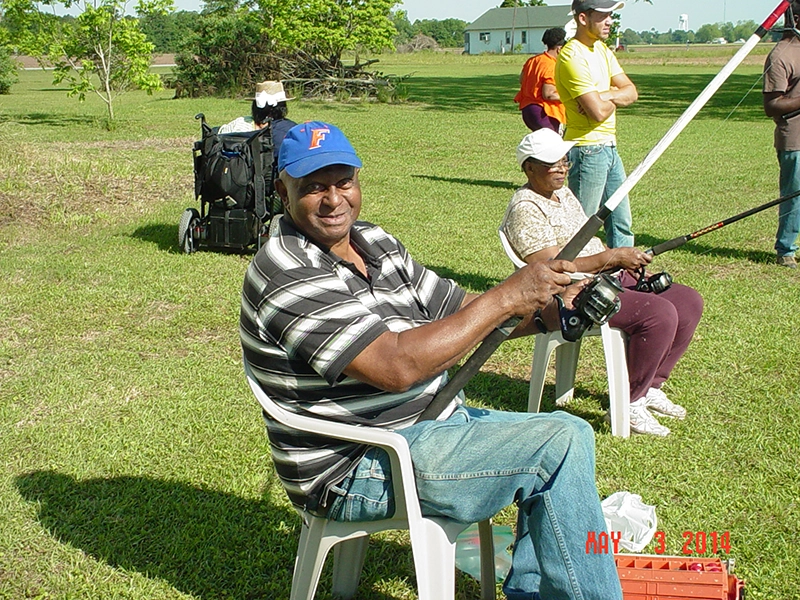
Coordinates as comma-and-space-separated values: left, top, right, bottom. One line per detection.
555, 0, 637, 248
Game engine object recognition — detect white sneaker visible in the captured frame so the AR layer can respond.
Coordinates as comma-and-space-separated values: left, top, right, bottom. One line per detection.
644, 387, 687, 420
629, 398, 670, 437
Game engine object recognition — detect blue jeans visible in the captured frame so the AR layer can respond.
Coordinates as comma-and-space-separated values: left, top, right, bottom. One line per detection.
568, 144, 634, 248
776, 150, 800, 257
326, 406, 622, 600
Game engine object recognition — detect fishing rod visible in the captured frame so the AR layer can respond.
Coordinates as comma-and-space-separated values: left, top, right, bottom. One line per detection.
643, 189, 800, 256
416, 0, 791, 423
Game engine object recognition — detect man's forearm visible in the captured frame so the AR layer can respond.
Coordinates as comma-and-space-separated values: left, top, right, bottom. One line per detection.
608, 84, 637, 108
764, 93, 800, 118
343, 262, 574, 392
343, 286, 527, 392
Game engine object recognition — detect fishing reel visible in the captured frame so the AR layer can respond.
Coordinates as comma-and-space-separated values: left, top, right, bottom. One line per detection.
634, 267, 673, 294
557, 274, 624, 342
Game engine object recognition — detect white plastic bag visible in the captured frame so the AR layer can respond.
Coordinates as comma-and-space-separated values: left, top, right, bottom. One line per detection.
601, 491, 657, 552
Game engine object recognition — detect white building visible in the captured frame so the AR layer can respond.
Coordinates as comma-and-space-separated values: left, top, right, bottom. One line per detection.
464, 4, 574, 55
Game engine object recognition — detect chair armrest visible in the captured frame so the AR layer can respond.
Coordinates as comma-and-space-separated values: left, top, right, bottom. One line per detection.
244, 361, 422, 519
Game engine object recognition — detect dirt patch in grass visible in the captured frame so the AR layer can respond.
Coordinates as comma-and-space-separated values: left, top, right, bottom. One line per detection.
51, 137, 195, 153
0, 140, 192, 232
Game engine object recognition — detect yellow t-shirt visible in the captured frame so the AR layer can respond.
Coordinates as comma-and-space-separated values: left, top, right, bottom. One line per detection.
555, 38, 624, 145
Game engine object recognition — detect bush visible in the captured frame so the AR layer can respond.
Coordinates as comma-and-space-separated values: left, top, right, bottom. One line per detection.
170, 11, 277, 99
0, 47, 19, 94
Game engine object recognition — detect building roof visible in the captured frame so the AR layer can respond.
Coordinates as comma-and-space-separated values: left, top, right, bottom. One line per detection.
466, 5, 573, 31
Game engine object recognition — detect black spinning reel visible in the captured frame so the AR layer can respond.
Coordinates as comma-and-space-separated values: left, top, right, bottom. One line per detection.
558, 273, 624, 342
634, 267, 673, 294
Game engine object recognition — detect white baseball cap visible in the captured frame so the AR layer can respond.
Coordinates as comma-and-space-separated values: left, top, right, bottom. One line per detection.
516, 129, 576, 167
571, 0, 625, 14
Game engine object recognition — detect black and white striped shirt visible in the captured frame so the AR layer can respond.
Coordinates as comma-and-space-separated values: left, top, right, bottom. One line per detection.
240, 216, 466, 512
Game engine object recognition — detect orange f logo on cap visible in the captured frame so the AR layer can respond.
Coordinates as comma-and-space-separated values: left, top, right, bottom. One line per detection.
309, 127, 331, 149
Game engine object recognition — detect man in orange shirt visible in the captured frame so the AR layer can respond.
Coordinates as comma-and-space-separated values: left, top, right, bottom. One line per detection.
515, 27, 567, 133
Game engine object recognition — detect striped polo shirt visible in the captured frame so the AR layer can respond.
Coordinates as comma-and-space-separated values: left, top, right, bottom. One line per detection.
240, 215, 466, 512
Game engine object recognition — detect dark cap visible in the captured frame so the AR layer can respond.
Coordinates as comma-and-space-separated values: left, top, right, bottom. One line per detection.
571, 0, 625, 14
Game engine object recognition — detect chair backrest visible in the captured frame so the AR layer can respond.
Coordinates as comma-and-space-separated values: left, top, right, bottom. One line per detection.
498, 227, 527, 269
243, 358, 419, 520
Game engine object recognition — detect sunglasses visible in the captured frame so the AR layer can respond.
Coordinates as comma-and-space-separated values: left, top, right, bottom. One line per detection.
528, 158, 572, 172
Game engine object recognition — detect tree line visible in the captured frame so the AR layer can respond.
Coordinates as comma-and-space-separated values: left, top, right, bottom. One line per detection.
137, 9, 470, 52
620, 20, 769, 46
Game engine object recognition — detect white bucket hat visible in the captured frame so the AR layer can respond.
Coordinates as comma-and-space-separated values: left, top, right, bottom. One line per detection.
253, 80, 293, 108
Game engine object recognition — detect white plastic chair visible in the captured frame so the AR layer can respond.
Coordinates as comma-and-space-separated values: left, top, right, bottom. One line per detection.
498, 229, 631, 438
244, 360, 498, 600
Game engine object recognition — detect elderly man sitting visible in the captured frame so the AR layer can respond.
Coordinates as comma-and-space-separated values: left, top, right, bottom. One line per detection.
240, 121, 623, 600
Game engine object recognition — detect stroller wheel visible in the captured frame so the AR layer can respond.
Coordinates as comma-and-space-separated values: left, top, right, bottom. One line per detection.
178, 208, 201, 254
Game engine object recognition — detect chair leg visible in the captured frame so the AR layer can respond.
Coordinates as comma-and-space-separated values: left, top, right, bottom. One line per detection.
291, 516, 337, 600
410, 518, 460, 600
601, 326, 630, 438
553, 337, 582, 407
331, 536, 369, 599
478, 519, 497, 600
528, 333, 563, 412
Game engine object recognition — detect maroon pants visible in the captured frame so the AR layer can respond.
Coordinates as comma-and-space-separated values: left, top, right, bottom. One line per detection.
608, 272, 704, 403
521, 103, 561, 133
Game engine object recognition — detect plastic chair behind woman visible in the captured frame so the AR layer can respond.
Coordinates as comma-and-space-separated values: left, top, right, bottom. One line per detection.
498, 229, 630, 438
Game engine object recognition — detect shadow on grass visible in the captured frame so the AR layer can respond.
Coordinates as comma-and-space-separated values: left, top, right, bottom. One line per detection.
635, 232, 775, 265
131, 223, 182, 253
130, 222, 258, 257
462, 371, 610, 434
16, 471, 480, 600
412, 174, 518, 191
0, 112, 94, 127
405, 72, 763, 121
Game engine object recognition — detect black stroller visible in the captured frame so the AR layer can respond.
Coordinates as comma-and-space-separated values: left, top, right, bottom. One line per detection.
178, 113, 281, 253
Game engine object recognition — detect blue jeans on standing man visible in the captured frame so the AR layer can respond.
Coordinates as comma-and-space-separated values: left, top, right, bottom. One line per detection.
568, 144, 634, 248
326, 405, 622, 600
776, 150, 800, 258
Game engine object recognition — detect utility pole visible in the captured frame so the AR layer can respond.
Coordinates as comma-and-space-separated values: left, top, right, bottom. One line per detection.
511, 0, 518, 54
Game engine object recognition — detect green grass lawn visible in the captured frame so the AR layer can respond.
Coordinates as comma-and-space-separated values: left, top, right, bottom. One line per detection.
1, 51, 799, 599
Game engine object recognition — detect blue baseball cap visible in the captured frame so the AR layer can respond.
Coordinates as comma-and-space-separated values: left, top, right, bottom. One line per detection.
278, 121, 362, 178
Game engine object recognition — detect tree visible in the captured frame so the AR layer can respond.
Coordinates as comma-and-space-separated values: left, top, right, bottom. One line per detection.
498, 0, 545, 6
260, 0, 396, 67
173, 0, 400, 100
390, 8, 412, 46
412, 18, 467, 48
173, 8, 273, 98
695, 22, 722, 43
1, 0, 171, 126
0, 19, 20, 94
0, 46, 19, 94
620, 28, 642, 45
139, 9, 196, 53
732, 20, 757, 42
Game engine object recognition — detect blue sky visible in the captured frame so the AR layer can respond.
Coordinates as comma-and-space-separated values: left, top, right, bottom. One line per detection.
167, 0, 784, 33
392, 0, 780, 32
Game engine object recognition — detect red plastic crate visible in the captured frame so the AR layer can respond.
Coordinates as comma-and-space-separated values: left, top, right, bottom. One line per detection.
615, 555, 744, 600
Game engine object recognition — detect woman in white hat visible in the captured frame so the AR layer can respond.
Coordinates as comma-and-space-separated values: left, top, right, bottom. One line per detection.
218, 80, 297, 156
500, 128, 704, 437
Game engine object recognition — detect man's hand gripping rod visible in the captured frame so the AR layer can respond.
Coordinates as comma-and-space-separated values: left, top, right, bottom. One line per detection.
416, 1, 790, 423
